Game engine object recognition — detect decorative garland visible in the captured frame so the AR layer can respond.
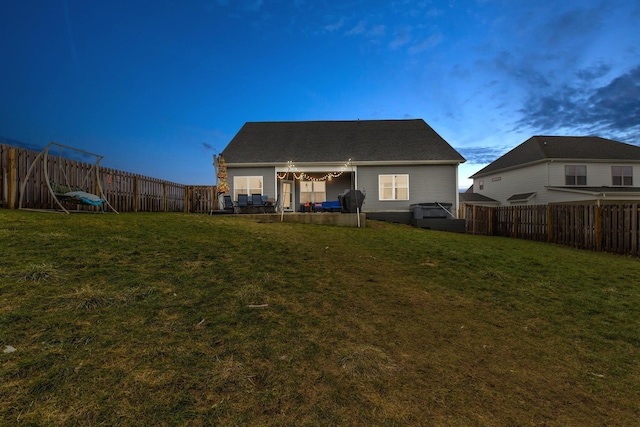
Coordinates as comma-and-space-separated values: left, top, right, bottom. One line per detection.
277, 159, 352, 181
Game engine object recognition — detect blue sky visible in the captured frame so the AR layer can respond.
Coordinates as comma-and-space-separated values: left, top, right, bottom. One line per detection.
1, 0, 639, 188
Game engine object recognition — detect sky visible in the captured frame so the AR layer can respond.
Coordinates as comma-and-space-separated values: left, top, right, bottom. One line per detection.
1, 0, 639, 189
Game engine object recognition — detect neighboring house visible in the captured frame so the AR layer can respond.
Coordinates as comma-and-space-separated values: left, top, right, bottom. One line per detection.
220, 119, 465, 219
463, 135, 640, 206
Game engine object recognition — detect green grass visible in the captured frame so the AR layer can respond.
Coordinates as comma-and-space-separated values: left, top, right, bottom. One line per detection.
1, 210, 639, 426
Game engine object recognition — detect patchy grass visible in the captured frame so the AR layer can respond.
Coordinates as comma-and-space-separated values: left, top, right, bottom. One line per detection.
1, 209, 639, 426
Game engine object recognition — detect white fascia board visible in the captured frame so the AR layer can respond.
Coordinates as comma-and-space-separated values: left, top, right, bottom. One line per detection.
228, 160, 461, 170
545, 187, 640, 196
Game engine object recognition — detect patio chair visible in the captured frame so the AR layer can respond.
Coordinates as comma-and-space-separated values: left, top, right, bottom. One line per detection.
251, 193, 266, 213
223, 195, 235, 213
237, 194, 249, 213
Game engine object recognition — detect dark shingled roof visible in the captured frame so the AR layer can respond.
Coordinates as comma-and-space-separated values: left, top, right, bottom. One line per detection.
507, 192, 536, 202
221, 119, 465, 164
471, 136, 640, 178
459, 186, 499, 204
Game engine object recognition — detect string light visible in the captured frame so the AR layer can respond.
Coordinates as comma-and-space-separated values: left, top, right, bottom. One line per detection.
277, 159, 352, 181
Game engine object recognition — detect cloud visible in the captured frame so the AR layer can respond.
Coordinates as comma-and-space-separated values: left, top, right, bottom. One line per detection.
450, 64, 470, 79
516, 64, 640, 143
575, 62, 611, 81
457, 145, 512, 165
389, 26, 411, 49
408, 32, 443, 54
0, 136, 43, 153
324, 17, 345, 32
542, 5, 604, 46
368, 24, 385, 37
346, 20, 367, 36
242, 0, 263, 12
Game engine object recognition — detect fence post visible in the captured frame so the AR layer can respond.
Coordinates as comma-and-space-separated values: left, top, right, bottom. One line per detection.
595, 205, 602, 251
8, 148, 16, 209
472, 205, 477, 235
163, 183, 167, 212
547, 205, 553, 243
185, 186, 190, 213
513, 207, 519, 238
632, 204, 638, 256
134, 176, 139, 212
488, 207, 494, 236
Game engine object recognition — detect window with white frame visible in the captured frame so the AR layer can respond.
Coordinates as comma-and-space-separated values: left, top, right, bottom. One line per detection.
612, 166, 633, 186
565, 165, 587, 186
233, 176, 263, 200
379, 174, 409, 200
299, 180, 325, 204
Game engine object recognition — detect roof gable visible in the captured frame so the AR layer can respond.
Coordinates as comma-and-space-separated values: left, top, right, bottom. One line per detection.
221, 119, 465, 164
471, 136, 640, 178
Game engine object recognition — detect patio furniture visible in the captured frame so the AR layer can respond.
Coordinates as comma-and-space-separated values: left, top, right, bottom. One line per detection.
251, 194, 266, 213
321, 200, 342, 212
237, 194, 249, 213
223, 195, 236, 213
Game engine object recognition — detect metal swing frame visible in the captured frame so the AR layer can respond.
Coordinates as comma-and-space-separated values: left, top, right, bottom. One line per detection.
18, 142, 118, 214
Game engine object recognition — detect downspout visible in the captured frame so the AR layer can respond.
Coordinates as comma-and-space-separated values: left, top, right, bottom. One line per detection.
351, 159, 360, 228
455, 163, 460, 218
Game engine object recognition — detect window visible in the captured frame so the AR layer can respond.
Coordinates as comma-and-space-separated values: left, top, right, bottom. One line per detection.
299, 180, 325, 204
565, 165, 586, 186
233, 176, 263, 200
612, 166, 633, 186
478, 180, 484, 190
379, 174, 409, 200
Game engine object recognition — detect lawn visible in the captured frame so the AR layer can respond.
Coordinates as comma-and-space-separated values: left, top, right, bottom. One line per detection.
1, 210, 639, 426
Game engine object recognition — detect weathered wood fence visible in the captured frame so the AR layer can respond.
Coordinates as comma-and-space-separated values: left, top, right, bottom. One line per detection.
460, 203, 640, 257
0, 143, 217, 213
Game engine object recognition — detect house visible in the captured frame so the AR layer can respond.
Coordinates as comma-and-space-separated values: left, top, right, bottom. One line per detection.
463, 135, 640, 206
220, 119, 465, 221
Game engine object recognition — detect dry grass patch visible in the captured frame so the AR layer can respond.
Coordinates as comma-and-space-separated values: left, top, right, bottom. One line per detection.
339, 345, 399, 381
16, 262, 58, 282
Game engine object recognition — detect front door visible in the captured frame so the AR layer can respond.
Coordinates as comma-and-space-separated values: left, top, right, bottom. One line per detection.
281, 180, 294, 211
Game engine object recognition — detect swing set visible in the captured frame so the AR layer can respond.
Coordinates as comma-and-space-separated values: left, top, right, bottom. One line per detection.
19, 142, 118, 214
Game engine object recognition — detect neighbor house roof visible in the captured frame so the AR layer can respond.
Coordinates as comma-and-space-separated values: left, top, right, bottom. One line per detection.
459, 186, 499, 204
221, 119, 465, 164
471, 136, 640, 178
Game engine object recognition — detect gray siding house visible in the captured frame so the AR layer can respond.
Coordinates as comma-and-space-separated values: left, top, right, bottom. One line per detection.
463, 136, 640, 206
220, 119, 465, 217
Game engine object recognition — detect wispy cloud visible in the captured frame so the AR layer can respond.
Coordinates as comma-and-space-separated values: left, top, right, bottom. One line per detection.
516, 64, 640, 143
542, 5, 604, 46
389, 25, 411, 49
408, 32, 442, 54
368, 24, 385, 37
346, 20, 366, 36
324, 17, 345, 32
457, 145, 512, 165
242, 0, 263, 12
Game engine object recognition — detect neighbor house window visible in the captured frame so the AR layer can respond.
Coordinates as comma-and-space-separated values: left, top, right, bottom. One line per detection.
233, 176, 263, 200
612, 166, 633, 186
565, 165, 587, 185
299, 180, 325, 204
379, 174, 409, 200
479, 180, 484, 190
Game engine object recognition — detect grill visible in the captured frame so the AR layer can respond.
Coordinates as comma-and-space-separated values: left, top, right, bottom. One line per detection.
338, 189, 365, 213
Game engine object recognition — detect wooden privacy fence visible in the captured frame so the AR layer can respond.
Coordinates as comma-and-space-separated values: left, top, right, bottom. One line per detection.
1, 143, 216, 213
461, 203, 640, 257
